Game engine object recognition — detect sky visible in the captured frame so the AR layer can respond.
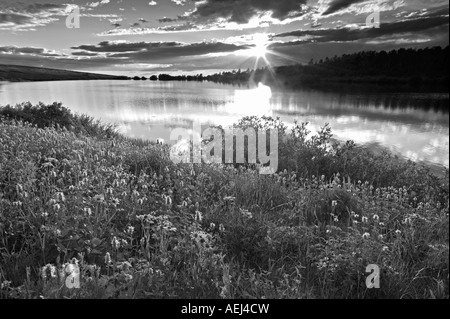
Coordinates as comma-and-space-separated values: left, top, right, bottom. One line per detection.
0, 0, 448, 75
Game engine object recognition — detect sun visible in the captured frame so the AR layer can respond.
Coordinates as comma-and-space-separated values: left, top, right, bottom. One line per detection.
248, 33, 269, 58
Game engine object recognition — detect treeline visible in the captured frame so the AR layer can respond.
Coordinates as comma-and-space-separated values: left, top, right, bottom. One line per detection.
157, 74, 205, 81
159, 46, 449, 91
273, 46, 450, 90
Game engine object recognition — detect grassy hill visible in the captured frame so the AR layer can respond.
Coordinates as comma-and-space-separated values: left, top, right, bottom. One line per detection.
0, 64, 129, 82
0, 102, 448, 299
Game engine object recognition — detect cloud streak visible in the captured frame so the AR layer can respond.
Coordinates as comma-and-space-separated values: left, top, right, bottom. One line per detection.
274, 7, 449, 44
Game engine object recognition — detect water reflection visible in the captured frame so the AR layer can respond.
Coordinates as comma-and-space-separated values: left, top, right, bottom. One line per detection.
0, 80, 448, 169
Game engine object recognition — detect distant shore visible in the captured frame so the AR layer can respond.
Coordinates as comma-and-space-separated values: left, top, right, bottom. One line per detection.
0, 64, 129, 82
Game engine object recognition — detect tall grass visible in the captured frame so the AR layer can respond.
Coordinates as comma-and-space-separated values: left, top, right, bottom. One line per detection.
0, 103, 448, 299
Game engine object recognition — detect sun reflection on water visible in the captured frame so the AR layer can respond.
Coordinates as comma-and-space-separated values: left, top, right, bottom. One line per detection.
224, 83, 273, 116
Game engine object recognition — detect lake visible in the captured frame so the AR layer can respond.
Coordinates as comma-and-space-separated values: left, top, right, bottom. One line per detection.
0, 80, 448, 170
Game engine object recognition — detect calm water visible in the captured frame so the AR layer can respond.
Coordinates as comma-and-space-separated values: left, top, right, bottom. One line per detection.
0, 80, 448, 169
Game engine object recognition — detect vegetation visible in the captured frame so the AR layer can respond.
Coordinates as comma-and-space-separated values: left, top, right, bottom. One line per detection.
0, 103, 448, 299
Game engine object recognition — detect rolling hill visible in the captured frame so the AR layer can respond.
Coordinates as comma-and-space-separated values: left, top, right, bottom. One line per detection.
0, 64, 130, 82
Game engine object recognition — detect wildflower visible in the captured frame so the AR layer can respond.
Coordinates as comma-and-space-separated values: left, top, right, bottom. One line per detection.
395, 230, 402, 235
49, 265, 57, 278
12, 201, 22, 207
331, 200, 338, 207
111, 198, 120, 206
362, 216, 368, 223
41, 264, 57, 280
127, 226, 135, 235
362, 233, 370, 239
378, 235, 384, 240
111, 236, 121, 249
41, 267, 47, 280
379, 222, 385, 227
195, 211, 203, 222
164, 196, 172, 206
382, 246, 389, 252
56, 192, 65, 202
1, 281, 11, 289
210, 223, 216, 230
240, 209, 253, 219
373, 214, 380, 221
16, 184, 23, 193
219, 224, 225, 232
104, 252, 112, 264
93, 195, 105, 203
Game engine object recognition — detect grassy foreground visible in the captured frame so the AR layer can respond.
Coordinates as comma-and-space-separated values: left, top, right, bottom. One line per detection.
0, 103, 448, 299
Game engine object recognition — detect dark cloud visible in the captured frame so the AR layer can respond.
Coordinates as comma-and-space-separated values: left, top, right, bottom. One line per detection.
72, 41, 180, 53
0, 2, 69, 29
0, 12, 32, 25
158, 17, 178, 23
72, 40, 250, 59
162, 0, 308, 25
7, 3, 67, 14
274, 8, 449, 43
111, 42, 251, 59
0, 39, 254, 73
0, 45, 67, 58
322, 0, 368, 16
71, 51, 99, 57
0, 46, 45, 54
